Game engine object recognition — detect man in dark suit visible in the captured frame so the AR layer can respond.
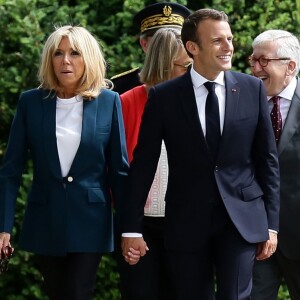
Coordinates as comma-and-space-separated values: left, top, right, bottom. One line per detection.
121, 8, 280, 300
111, 2, 191, 94
250, 30, 300, 300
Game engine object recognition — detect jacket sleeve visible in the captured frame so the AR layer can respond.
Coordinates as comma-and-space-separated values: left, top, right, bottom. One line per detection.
106, 92, 129, 216
0, 93, 29, 233
253, 80, 280, 232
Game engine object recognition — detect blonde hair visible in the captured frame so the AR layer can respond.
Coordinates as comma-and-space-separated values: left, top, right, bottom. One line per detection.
38, 25, 109, 99
140, 28, 183, 86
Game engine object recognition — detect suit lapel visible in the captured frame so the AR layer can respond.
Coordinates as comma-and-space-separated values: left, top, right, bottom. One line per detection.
223, 71, 240, 129
178, 72, 208, 154
178, 71, 240, 161
278, 80, 300, 155
69, 99, 98, 173
42, 90, 62, 179
217, 71, 239, 160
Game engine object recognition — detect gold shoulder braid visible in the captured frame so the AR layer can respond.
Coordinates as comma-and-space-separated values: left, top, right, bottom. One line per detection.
133, 3, 190, 34
140, 5, 184, 33
111, 67, 140, 80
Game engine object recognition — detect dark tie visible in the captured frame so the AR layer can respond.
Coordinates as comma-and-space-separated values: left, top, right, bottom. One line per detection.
270, 96, 282, 144
204, 81, 221, 160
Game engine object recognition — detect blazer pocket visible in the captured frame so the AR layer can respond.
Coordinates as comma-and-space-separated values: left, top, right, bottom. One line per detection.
241, 182, 264, 202
88, 188, 106, 204
96, 126, 110, 135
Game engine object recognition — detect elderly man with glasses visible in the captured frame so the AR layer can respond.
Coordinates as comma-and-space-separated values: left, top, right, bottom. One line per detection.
249, 29, 300, 300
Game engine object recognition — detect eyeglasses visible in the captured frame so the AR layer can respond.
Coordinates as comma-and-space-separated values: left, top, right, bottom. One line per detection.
173, 62, 192, 70
247, 56, 290, 67
0, 246, 13, 275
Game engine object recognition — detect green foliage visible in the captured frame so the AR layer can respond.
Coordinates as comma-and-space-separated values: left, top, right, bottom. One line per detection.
94, 254, 121, 300
279, 282, 292, 300
0, 0, 296, 299
212, 0, 300, 74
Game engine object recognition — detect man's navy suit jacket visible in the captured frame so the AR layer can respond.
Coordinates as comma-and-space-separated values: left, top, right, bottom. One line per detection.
122, 70, 280, 251
0, 88, 129, 255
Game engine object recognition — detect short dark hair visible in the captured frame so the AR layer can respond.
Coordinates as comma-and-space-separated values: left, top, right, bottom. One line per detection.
181, 8, 228, 55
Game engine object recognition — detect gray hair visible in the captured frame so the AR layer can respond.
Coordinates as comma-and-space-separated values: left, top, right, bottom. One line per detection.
252, 29, 300, 75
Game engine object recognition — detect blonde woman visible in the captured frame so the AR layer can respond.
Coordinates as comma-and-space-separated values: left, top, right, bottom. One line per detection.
119, 28, 192, 300
0, 25, 130, 300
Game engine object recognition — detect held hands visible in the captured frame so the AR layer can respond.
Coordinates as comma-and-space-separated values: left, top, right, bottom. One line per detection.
256, 231, 278, 260
0, 232, 13, 259
121, 237, 149, 265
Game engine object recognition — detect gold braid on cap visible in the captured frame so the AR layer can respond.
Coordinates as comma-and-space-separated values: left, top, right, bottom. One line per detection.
140, 5, 184, 33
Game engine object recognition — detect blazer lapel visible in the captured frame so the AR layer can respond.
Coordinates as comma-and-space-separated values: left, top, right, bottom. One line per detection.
69, 99, 98, 173
217, 71, 239, 160
278, 80, 300, 155
223, 71, 240, 128
42, 91, 62, 179
178, 72, 208, 154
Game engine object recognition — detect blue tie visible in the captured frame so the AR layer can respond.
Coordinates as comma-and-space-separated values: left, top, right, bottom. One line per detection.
204, 81, 221, 160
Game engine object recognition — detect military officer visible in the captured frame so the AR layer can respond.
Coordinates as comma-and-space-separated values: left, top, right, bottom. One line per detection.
111, 2, 191, 94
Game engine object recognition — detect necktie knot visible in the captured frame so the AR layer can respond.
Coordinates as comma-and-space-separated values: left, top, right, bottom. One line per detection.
204, 81, 216, 93
271, 95, 280, 106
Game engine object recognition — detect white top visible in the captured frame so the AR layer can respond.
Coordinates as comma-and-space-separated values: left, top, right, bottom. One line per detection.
144, 141, 168, 217
56, 96, 83, 177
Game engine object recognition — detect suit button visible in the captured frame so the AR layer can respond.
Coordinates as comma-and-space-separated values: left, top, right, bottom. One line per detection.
215, 166, 219, 172
67, 176, 73, 182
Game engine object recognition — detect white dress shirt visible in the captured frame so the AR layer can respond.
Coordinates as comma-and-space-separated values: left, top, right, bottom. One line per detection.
267, 76, 296, 127
190, 66, 226, 135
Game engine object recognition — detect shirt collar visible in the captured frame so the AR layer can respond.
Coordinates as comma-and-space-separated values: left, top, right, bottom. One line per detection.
267, 76, 297, 101
190, 66, 225, 89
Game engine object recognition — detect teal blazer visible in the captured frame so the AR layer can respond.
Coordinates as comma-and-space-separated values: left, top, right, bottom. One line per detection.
0, 88, 129, 255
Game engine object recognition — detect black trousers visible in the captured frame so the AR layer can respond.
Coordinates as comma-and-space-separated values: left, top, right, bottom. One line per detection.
36, 253, 102, 300
251, 248, 300, 300
166, 203, 256, 300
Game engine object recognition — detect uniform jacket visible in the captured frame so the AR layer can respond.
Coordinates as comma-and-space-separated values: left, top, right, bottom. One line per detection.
0, 88, 129, 255
122, 70, 280, 251
277, 78, 300, 259
111, 67, 142, 95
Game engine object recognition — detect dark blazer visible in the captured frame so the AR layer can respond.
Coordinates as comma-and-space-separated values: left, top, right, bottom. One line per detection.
122, 70, 280, 251
277, 78, 300, 259
0, 88, 129, 255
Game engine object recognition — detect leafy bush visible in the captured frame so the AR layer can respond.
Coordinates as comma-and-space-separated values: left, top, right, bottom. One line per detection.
0, 0, 297, 299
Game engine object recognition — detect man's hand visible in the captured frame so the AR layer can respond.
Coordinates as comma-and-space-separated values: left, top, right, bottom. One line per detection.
0, 232, 12, 259
256, 231, 278, 260
121, 237, 149, 265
